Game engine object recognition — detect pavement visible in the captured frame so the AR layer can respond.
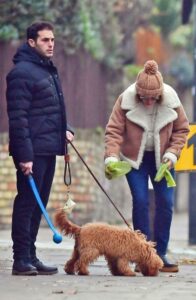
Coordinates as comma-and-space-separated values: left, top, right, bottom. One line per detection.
0, 213, 196, 300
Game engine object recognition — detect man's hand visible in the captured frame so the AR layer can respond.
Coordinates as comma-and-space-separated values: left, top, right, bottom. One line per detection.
66, 130, 74, 142
19, 162, 33, 175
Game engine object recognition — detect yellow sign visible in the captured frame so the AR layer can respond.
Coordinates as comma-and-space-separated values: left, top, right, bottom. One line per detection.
175, 124, 196, 172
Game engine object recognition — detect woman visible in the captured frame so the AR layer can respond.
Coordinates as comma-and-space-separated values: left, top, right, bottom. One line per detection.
104, 60, 189, 272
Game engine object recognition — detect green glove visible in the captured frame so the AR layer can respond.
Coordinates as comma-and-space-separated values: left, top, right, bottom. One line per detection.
165, 169, 176, 187
154, 163, 176, 188
154, 163, 168, 181
105, 161, 132, 180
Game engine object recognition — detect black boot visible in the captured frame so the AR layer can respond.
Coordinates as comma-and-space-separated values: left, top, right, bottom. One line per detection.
159, 255, 179, 272
31, 258, 58, 275
12, 259, 38, 276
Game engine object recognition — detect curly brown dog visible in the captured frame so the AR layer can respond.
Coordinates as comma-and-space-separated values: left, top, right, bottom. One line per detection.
54, 210, 163, 276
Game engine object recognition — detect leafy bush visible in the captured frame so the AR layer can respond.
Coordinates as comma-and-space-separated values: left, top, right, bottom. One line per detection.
123, 64, 142, 81
169, 54, 193, 89
0, 0, 122, 67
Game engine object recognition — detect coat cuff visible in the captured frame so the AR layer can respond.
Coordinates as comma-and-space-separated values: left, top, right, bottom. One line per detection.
104, 156, 119, 165
162, 152, 177, 165
66, 124, 74, 135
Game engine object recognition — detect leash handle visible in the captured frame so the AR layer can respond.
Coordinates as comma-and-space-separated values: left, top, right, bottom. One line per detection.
68, 140, 131, 229
64, 154, 72, 186
28, 175, 62, 243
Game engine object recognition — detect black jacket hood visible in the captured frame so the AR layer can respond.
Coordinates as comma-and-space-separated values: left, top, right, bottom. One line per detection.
13, 43, 52, 67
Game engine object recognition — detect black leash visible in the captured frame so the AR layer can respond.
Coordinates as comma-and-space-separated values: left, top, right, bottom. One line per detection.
63, 152, 72, 207
67, 140, 131, 229
64, 153, 72, 186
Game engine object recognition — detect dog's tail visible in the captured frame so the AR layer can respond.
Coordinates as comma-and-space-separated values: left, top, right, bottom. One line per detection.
54, 209, 81, 237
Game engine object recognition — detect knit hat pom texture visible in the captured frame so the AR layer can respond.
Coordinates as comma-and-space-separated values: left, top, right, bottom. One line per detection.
136, 60, 163, 97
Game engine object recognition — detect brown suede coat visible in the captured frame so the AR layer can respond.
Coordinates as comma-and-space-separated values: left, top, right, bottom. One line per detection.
105, 83, 190, 170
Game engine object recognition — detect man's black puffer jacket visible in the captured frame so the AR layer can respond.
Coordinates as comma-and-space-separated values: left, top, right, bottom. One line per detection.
6, 43, 67, 162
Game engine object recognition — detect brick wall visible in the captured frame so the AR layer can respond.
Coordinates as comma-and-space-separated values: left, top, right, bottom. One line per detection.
0, 130, 132, 228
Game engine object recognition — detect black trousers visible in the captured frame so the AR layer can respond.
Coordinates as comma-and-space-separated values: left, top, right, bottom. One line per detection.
12, 155, 56, 261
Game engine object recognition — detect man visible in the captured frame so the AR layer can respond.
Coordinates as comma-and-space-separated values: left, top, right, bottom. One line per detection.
6, 21, 74, 275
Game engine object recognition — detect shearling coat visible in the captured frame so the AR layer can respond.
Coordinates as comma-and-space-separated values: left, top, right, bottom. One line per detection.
105, 83, 190, 170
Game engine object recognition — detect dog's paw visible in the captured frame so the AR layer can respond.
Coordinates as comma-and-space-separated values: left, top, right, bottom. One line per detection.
64, 265, 75, 275
78, 271, 89, 276
123, 271, 136, 276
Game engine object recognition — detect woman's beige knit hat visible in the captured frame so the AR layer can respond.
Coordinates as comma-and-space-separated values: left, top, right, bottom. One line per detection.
136, 60, 163, 97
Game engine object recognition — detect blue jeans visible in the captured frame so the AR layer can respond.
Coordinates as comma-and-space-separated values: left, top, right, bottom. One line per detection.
126, 151, 175, 256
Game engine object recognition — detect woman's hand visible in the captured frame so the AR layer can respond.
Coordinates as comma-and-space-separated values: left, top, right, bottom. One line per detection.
162, 158, 173, 170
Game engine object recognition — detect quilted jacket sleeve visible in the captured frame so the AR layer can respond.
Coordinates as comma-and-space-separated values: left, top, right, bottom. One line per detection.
6, 67, 34, 162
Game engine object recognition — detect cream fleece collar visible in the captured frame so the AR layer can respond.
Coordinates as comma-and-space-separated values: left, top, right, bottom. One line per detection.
121, 83, 181, 132
121, 83, 181, 110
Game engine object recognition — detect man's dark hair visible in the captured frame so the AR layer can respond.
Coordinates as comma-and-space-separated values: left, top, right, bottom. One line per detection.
26, 21, 54, 40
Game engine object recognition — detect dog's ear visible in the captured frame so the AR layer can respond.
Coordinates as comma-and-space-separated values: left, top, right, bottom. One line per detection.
139, 263, 160, 276
141, 244, 156, 261
143, 266, 159, 276
139, 245, 163, 276
139, 265, 148, 276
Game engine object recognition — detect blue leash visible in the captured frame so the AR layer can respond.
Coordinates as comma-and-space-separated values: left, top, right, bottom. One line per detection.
28, 175, 62, 244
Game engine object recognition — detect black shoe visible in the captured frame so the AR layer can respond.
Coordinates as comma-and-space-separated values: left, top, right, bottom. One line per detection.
31, 259, 58, 275
159, 255, 179, 273
12, 259, 38, 276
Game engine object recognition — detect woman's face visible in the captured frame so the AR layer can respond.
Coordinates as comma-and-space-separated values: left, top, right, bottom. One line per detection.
139, 96, 159, 108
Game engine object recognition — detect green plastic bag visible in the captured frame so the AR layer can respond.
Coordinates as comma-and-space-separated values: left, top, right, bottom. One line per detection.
154, 163, 168, 181
105, 161, 132, 180
165, 169, 176, 187
154, 163, 176, 188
